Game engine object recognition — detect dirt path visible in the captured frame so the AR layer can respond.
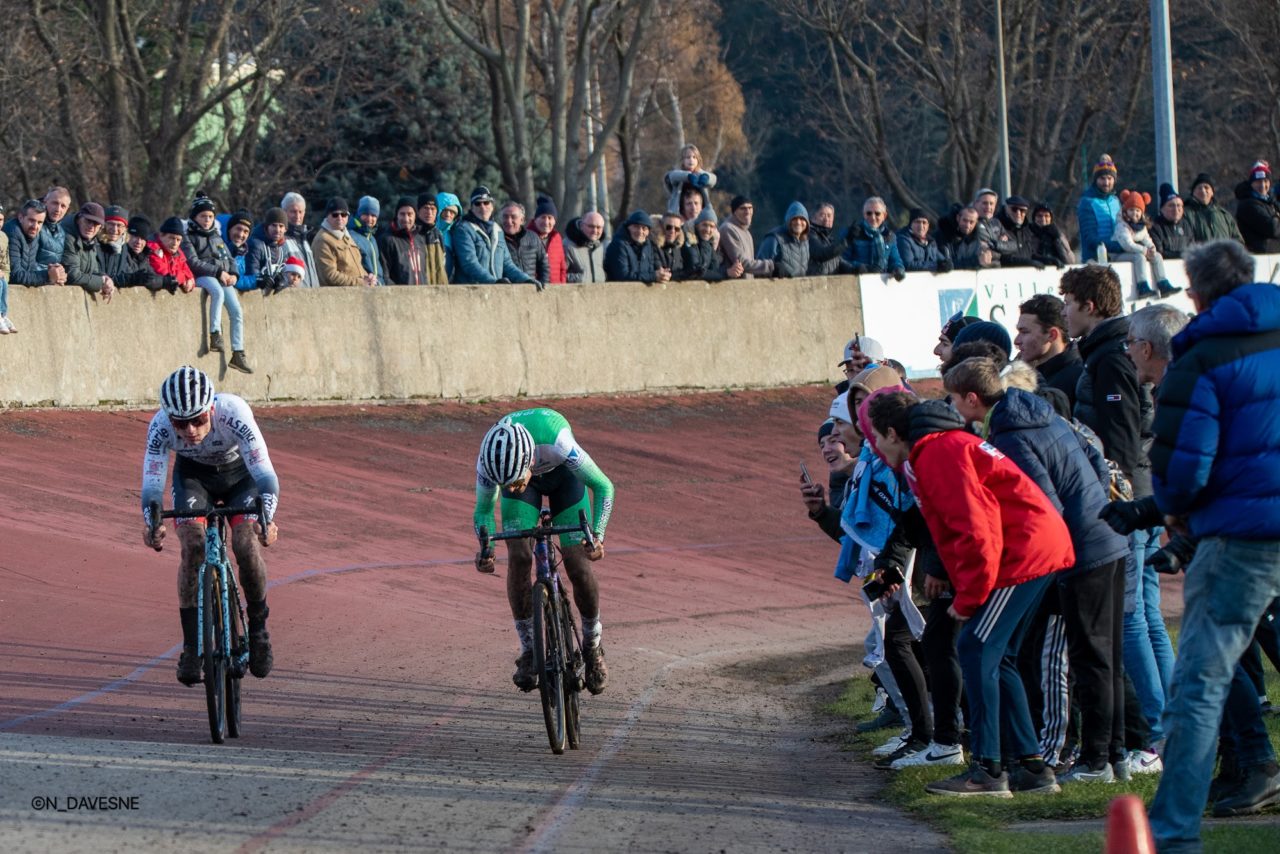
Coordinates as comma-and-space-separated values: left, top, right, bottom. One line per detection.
0, 391, 944, 852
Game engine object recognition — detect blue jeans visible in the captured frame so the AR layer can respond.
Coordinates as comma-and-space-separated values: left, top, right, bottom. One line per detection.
0, 276, 8, 315
198, 276, 244, 351
1124, 528, 1175, 743
1150, 537, 1280, 853
957, 574, 1053, 763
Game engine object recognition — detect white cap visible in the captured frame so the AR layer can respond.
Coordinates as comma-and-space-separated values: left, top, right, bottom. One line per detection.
828, 393, 851, 424
839, 335, 886, 366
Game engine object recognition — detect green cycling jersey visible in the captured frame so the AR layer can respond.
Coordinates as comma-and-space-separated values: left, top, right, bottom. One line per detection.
473, 408, 615, 543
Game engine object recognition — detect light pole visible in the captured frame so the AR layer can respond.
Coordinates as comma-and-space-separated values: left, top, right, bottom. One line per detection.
1151, 0, 1178, 192
995, 0, 1012, 198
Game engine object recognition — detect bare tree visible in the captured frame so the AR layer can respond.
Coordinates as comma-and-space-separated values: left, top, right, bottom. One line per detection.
431, 0, 656, 214
776, 0, 1151, 220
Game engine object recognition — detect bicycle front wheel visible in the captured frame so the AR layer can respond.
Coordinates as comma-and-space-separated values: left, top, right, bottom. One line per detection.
532, 581, 566, 754
560, 587, 583, 750
203, 564, 228, 744
226, 589, 244, 739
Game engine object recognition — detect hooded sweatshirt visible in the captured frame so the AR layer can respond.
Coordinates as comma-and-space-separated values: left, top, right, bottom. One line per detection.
756, 202, 812, 278
904, 398, 1075, 617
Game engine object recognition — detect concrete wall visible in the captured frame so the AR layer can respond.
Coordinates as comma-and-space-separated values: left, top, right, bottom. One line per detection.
1, 278, 862, 408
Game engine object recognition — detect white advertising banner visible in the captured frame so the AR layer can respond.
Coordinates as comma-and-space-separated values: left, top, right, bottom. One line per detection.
857, 254, 1280, 378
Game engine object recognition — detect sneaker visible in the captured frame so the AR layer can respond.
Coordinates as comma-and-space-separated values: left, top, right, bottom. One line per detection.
1156, 279, 1182, 298
926, 763, 1014, 798
209, 331, 225, 352
513, 650, 537, 692
0, 317, 9, 334
4, 316, 16, 334
874, 738, 928, 770
1212, 762, 1280, 817
857, 705, 904, 733
248, 628, 273, 677
1059, 760, 1115, 784
1113, 757, 1132, 782
583, 644, 607, 695
229, 350, 254, 374
871, 732, 911, 757
870, 686, 888, 714
1127, 749, 1164, 776
176, 646, 202, 685
1009, 763, 1062, 794
891, 741, 967, 770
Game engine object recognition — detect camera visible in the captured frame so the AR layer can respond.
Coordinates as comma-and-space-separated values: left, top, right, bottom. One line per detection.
862, 564, 905, 600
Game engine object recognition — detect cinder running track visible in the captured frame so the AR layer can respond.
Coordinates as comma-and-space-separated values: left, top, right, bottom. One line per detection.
0, 390, 944, 853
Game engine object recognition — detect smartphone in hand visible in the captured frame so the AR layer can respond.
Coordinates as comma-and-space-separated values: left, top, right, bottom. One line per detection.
800, 462, 813, 485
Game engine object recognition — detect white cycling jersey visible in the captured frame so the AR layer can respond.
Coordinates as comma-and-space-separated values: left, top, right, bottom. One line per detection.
140, 393, 280, 525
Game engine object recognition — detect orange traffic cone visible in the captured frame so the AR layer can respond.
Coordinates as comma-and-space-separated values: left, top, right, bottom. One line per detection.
1106, 793, 1155, 854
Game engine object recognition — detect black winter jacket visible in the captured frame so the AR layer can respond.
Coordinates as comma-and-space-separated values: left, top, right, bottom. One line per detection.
1074, 314, 1152, 497
503, 228, 549, 282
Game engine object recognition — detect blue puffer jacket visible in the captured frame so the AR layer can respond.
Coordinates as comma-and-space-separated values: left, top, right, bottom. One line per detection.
1151, 283, 1280, 538
987, 388, 1130, 573
841, 220, 905, 275
1077, 185, 1121, 262
895, 227, 947, 272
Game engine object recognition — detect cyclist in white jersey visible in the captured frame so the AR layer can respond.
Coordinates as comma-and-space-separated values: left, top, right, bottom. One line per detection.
141, 366, 280, 686
474, 408, 614, 694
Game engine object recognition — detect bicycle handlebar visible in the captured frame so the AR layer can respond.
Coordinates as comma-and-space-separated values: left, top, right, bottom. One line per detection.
148, 497, 266, 538
477, 509, 595, 552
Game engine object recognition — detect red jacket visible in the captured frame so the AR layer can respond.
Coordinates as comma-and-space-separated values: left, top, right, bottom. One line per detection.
531, 226, 567, 284
906, 429, 1074, 617
148, 241, 195, 284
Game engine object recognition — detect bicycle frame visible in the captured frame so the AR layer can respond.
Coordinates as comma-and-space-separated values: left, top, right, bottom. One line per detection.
197, 516, 249, 678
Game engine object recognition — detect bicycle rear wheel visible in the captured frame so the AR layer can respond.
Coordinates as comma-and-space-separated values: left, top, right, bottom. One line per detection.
203, 564, 228, 744
532, 581, 566, 754
559, 588, 583, 750
226, 590, 245, 739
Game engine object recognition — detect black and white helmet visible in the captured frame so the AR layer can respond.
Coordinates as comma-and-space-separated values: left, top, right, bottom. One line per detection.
160, 366, 214, 420
480, 417, 534, 486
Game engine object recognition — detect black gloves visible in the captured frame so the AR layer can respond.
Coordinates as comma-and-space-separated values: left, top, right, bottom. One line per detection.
848, 263, 867, 276
1099, 495, 1162, 535
1148, 534, 1198, 574
936, 258, 954, 273
891, 267, 906, 281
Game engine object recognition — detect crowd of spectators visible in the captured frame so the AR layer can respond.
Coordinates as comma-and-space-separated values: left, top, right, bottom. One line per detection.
799, 240, 1280, 851
5, 147, 1280, 373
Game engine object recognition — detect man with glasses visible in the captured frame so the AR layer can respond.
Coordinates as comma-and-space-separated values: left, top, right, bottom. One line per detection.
60, 202, 117, 300
452, 187, 539, 287
840, 196, 906, 280
313, 197, 376, 287
141, 365, 280, 686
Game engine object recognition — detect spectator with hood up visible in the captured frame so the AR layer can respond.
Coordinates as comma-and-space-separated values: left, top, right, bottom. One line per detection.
757, 202, 812, 278
436, 190, 463, 277
1029, 205, 1074, 268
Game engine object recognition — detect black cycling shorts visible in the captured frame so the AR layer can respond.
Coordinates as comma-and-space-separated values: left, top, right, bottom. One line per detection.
171, 456, 259, 525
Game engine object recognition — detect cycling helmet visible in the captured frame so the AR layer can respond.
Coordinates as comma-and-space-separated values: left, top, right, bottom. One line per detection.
160, 365, 214, 420
480, 417, 534, 486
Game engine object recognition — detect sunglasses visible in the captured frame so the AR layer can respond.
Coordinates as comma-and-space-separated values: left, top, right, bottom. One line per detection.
663, 225, 682, 232
329, 211, 349, 218
171, 411, 210, 429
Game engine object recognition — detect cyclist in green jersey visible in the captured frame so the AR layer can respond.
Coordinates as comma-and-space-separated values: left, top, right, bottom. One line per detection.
473, 409, 615, 694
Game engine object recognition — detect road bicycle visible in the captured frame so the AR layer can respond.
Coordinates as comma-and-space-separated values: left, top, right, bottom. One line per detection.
479, 509, 594, 755
148, 498, 260, 744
